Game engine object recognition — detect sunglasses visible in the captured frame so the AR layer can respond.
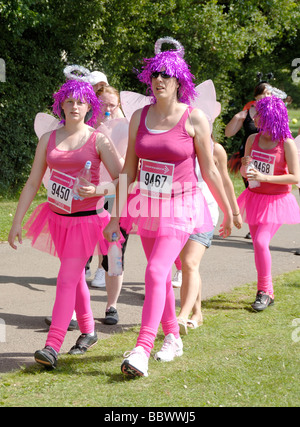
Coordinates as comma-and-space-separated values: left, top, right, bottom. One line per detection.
151, 71, 172, 79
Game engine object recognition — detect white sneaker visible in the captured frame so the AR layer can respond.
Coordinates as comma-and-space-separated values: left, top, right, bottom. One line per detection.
154, 333, 183, 362
91, 268, 106, 288
172, 270, 182, 288
121, 346, 149, 377
85, 267, 91, 280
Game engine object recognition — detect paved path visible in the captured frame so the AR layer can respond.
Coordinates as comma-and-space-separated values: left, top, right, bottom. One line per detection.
0, 191, 299, 373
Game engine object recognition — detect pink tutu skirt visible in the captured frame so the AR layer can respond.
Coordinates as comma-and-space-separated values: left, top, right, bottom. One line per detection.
120, 187, 213, 238
24, 202, 110, 259
237, 188, 300, 225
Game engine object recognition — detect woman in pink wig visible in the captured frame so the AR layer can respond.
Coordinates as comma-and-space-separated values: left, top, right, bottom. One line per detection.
239, 96, 300, 311
104, 37, 233, 377
8, 80, 122, 368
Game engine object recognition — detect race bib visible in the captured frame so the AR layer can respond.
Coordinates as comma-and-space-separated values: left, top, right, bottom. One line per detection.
140, 159, 174, 199
47, 169, 76, 213
251, 150, 276, 176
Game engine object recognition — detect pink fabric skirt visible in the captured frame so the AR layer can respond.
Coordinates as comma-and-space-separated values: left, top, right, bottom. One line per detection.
237, 188, 300, 225
120, 187, 214, 238
24, 202, 110, 259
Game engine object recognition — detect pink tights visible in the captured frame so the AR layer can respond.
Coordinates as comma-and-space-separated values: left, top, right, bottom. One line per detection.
45, 257, 94, 352
174, 256, 182, 271
137, 234, 189, 357
249, 223, 281, 297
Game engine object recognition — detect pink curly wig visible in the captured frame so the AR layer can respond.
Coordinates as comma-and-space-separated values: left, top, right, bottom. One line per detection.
138, 49, 197, 105
255, 96, 292, 141
52, 80, 101, 127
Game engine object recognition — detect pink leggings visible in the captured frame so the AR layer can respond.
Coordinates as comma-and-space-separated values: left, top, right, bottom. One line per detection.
137, 234, 189, 357
249, 222, 281, 297
45, 256, 94, 353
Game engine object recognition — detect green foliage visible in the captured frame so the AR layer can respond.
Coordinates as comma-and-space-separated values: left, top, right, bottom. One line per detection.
1, 0, 300, 195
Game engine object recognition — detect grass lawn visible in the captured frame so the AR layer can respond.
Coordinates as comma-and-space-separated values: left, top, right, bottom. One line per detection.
0, 270, 299, 408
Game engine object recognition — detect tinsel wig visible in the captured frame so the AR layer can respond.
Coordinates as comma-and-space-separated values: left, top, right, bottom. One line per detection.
138, 37, 197, 105
52, 80, 101, 127
255, 96, 292, 141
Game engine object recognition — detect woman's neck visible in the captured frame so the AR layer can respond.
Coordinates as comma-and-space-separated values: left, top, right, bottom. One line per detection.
64, 121, 87, 135
152, 98, 182, 118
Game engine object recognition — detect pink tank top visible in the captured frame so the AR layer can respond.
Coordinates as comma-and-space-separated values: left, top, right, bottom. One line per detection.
136, 105, 198, 194
46, 130, 103, 214
250, 133, 291, 195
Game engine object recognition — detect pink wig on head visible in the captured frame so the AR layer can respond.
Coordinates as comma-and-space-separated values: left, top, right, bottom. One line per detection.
255, 96, 292, 141
138, 37, 197, 105
52, 80, 101, 127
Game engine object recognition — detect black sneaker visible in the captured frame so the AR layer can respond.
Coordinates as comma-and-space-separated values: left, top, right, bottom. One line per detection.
103, 307, 119, 325
34, 346, 58, 369
251, 291, 274, 312
44, 316, 78, 331
68, 332, 98, 355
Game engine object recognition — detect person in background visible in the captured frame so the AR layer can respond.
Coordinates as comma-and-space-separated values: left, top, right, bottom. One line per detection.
174, 138, 242, 333
226, 82, 271, 239
238, 96, 300, 311
92, 85, 130, 327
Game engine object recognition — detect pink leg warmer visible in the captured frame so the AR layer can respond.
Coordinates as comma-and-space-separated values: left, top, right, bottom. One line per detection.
174, 256, 182, 271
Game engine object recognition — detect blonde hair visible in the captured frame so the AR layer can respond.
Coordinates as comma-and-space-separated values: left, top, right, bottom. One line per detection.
96, 85, 120, 104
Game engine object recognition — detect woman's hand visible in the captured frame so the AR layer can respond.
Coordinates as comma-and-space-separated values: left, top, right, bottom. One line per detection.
103, 218, 121, 242
8, 223, 23, 250
241, 156, 252, 167
246, 167, 265, 182
233, 213, 242, 229
218, 214, 233, 238
76, 180, 97, 198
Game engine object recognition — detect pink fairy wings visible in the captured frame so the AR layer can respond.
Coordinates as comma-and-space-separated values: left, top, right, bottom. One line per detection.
120, 80, 221, 128
120, 91, 152, 122
34, 113, 63, 188
34, 112, 62, 139
98, 118, 129, 184
191, 79, 221, 132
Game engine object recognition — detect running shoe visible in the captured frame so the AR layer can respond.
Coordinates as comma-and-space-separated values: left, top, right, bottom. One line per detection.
172, 270, 182, 288
251, 291, 274, 312
44, 316, 78, 331
68, 332, 98, 355
121, 346, 149, 377
154, 333, 183, 362
85, 267, 91, 280
91, 268, 106, 288
103, 307, 119, 325
34, 346, 58, 369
